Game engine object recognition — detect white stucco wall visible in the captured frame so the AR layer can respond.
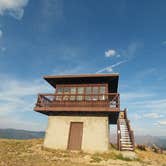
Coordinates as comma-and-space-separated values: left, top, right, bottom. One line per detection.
44, 115, 110, 153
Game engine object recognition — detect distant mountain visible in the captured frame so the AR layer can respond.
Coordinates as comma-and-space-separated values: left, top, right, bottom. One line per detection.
0, 129, 166, 149
0, 129, 45, 139
110, 133, 166, 149
135, 135, 166, 149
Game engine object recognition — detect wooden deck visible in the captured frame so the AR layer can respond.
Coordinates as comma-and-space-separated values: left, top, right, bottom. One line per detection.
34, 93, 120, 113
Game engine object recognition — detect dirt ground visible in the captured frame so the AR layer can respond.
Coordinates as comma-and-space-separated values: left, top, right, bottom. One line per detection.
0, 139, 165, 166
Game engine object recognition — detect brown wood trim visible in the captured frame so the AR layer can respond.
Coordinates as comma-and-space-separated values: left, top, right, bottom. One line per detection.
56, 83, 107, 88
44, 73, 119, 79
34, 106, 120, 112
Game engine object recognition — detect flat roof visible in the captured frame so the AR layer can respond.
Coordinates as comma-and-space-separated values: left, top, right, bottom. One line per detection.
44, 73, 119, 93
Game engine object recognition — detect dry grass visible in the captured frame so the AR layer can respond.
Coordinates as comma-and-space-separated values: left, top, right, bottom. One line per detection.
0, 139, 165, 166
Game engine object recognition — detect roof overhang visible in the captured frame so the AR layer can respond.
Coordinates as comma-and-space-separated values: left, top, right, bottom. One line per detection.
44, 73, 119, 93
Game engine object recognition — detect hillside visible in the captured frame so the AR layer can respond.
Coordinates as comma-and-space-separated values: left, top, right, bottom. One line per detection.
0, 139, 166, 166
1, 129, 166, 149
0, 129, 45, 139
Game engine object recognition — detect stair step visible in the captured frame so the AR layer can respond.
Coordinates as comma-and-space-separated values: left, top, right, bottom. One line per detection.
121, 139, 131, 141
122, 144, 133, 147
121, 147, 134, 151
121, 142, 132, 144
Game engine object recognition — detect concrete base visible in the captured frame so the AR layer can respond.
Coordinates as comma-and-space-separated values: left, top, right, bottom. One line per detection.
44, 115, 110, 153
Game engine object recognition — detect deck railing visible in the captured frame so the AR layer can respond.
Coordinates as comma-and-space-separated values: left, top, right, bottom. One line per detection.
35, 93, 120, 109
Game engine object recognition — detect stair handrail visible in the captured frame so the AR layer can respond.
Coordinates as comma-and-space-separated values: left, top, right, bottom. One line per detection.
124, 109, 135, 150
117, 118, 121, 150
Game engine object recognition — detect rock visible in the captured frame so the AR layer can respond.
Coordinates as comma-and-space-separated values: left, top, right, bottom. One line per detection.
121, 151, 138, 160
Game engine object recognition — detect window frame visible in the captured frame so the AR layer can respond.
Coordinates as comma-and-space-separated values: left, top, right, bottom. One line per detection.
55, 84, 108, 101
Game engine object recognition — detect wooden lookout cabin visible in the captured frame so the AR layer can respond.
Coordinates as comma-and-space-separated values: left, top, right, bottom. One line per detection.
34, 74, 135, 152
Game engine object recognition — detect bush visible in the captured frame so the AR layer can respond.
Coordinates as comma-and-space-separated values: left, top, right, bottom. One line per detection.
137, 144, 147, 151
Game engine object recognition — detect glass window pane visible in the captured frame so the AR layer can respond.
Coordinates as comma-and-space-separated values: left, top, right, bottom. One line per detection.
64, 87, 70, 94
92, 96, 98, 100
92, 87, 98, 94
77, 96, 83, 101
85, 87, 91, 94
85, 87, 91, 100
70, 87, 76, 101
99, 95, 106, 100
77, 87, 84, 100
77, 87, 84, 94
56, 87, 63, 101
70, 87, 76, 94
56, 87, 63, 94
99, 86, 106, 94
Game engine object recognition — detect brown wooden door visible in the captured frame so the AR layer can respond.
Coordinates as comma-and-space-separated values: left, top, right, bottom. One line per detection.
68, 122, 83, 150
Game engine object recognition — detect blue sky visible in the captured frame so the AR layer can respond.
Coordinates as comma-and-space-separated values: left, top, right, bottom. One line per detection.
0, 0, 166, 136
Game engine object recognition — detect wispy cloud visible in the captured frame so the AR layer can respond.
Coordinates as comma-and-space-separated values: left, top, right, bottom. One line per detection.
98, 42, 142, 73
0, 0, 29, 19
143, 113, 164, 119
162, 41, 166, 45
0, 114, 46, 131
96, 60, 127, 73
135, 68, 157, 80
0, 73, 53, 130
122, 42, 142, 59
0, 74, 53, 114
157, 120, 166, 126
121, 92, 154, 101
52, 66, 83, 75
0, 29, 3, 38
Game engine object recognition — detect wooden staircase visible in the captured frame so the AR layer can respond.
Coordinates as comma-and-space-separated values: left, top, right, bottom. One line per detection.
117, 109, 135, 151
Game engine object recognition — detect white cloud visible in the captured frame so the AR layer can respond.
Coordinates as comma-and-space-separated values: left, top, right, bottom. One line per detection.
157, 120, 166, 126
0, 29, 3, 38
0, 73, 54, 130
105, 49, 116, 57
96, 60, 127, 73
121, 92, 154, 101
0, 0, 29, 19
0, 74, 53, 114
143, 113, 163, 119
132, 113, 142, 120
0, 114, 47, 131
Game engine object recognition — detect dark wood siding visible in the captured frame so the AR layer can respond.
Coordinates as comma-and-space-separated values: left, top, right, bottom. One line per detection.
67, 122, 83, 150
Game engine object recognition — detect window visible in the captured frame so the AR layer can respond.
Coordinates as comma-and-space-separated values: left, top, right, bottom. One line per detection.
85, 87, 91, 100
56, 87, 63, 100
63, 87, 70, 100
99, 86, 106, 94
92, 87, 98, 100
55, 84, 107, 101
70, 87, 76, 101
77, 87, 84, 101
99, 86, 106, 100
